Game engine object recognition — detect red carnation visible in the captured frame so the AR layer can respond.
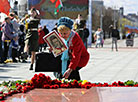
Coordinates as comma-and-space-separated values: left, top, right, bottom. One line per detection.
22, 83, 26, 86
81, 84, 85, 88
16, 83, 19, 87
34, 74, 38, 78
118, 81, 124, 86
0, 96, 4, 100
73, 80, 78, 84
22, 87, 27, 93
44, 84, 50, 89
97, 83, 103, 87
78, 83, 82, 88
50, 85, 56, 89
67, 83, 71, 88
8, 91, 12, 96
85, 82, 91, 85
60, 84, 67, 88
0, 91, 3, 94
85, 85, 91, 89
103, 83, 108, 87
91, 83, 96, 87
3, 93, 8, 97
17, 85, 22, 90
134, 84, 138, 87
11, 90, 17, 94
27, 82, 31, 86
54, 84, 59, 89
108, 85, 112, 87
112, 82, 118, 86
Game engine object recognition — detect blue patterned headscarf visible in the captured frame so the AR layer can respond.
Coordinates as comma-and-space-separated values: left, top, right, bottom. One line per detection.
61, 32, 72, 75
57, 17, 73, 29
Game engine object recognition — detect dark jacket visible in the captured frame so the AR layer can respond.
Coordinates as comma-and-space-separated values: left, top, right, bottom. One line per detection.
1, 22, 15, 41
43, 27, 49, 35
111, 29, 120, 39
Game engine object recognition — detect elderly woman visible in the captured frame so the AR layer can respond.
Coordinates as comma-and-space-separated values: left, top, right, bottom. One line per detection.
56, 17, 90, 80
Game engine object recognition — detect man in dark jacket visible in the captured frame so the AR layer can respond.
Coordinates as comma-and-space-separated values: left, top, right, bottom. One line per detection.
75, 20, 89, 49
43, 25, 49, 50
43, 25, 49, 35
111, 27, 120, 51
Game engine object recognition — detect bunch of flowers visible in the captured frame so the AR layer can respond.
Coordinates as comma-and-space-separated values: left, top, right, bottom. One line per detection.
1, 73, 138, 100
30, 73, 138, 89
0, 80, 33, 100
31, 73, 92, 89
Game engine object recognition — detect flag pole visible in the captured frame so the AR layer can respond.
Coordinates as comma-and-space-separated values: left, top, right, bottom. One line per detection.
88, 0, 92, 47
27, 0, 29, 11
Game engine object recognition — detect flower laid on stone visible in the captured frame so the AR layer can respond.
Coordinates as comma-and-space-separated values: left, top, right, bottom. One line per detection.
0, 73, 138, 100
0, 80, 34, 100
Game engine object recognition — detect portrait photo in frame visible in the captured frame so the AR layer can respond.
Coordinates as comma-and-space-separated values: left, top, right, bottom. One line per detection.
43, 30, 67, 57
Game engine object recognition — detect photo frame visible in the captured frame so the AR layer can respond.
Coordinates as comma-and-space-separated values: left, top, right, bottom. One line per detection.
43, 30, 67, 57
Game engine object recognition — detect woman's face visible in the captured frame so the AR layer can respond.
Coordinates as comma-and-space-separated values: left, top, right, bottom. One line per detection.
31, 10, 37, 17
59, 30, 71, 40
6, 18, 11, 24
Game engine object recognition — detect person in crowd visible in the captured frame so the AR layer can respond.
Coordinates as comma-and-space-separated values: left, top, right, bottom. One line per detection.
83, 24, 90, 49
94, 28, 103, 48
43, 25, 49, 50
111, 26, 120, 51
13, 1, 18, 16
0, 22, 4, 63
18, 25, 26, 62
8, 12, 20, 62
52, 23, 58, 33
9, 12, 20, 31
73, 14, 83, 31
75, 14, 83, 25
22, 7, 40, 70
38, 25, 45, 52
43, 25, 49, 35
11, 33, 18, 62
1, 17, 18, 62
55, 17, 89, 80
20, 14, 30, 27
75, 19, 89, 49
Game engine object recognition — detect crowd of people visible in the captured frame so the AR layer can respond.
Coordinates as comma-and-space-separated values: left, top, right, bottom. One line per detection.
0, 10, 90, 80
0, 8, 49, 65
93, 25, 121, 51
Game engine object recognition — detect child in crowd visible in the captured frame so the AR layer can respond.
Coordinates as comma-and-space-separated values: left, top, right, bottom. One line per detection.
11, 33, 19, 62
18, 25, 26, 62
38, 25, 45, 52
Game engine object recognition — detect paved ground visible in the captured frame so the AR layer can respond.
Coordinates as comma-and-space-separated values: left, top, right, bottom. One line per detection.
1, 37, 138, 83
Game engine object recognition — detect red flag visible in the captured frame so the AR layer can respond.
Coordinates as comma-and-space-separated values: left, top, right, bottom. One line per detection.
0, 0, 10, 15
55, 0, 60, 8
54, 0, 63, 14
50, 0, 56, 3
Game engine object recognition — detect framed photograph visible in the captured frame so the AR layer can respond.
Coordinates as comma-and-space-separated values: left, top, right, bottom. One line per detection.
43, 30, 67, 57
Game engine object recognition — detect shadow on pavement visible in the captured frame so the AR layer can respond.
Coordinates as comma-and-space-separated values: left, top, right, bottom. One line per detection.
0, 68, 12, 72
0, 64, 18, 68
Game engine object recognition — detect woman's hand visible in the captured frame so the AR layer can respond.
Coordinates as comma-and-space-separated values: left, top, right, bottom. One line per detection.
63, 68, 73, 79
47, 47, 53, 52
